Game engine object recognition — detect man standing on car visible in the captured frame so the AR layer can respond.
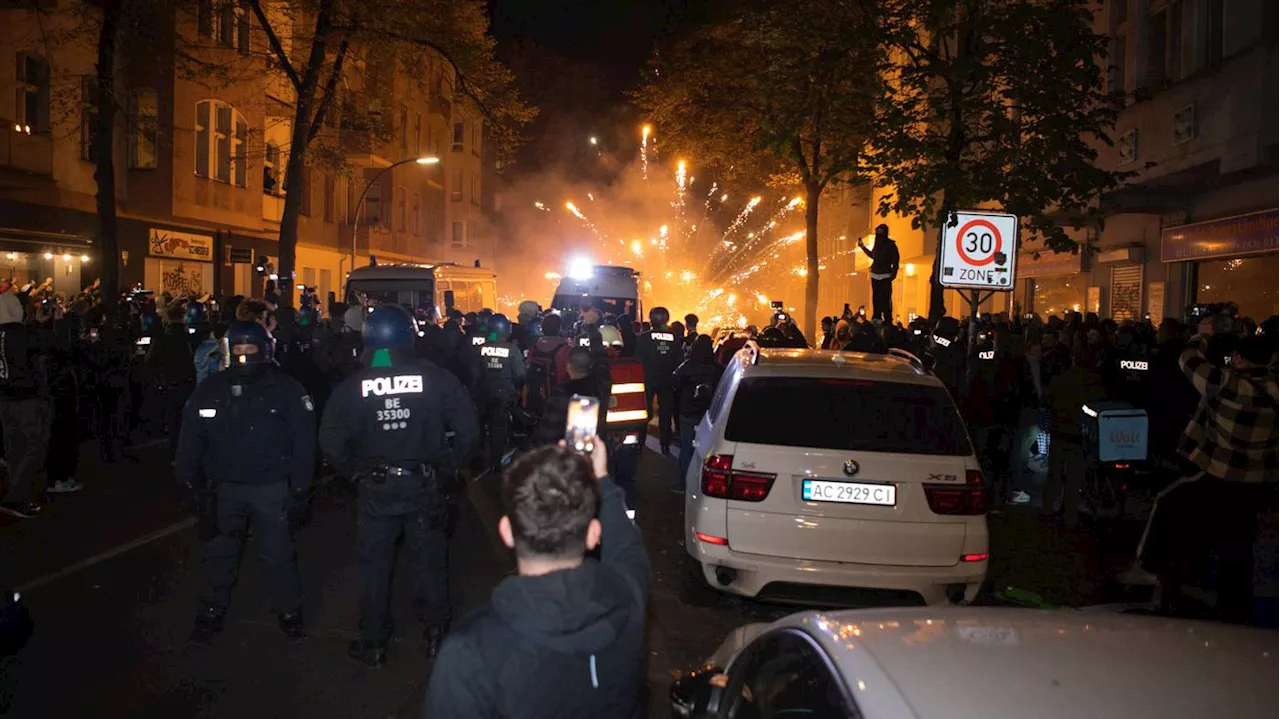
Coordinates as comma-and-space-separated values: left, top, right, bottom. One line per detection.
859, 224, 900, 323
423, 441, 650, 718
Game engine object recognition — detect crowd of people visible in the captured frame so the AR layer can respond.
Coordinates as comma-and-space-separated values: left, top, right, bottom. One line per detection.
0, 275, 1273, 713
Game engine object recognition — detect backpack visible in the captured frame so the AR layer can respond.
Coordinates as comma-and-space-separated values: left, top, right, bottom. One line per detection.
526, 340, 569, 415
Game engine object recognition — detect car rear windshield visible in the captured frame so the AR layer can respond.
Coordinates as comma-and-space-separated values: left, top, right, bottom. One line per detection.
724, 377, 971, 455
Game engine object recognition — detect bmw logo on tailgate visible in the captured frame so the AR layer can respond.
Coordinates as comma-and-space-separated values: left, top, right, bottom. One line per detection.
843, 460, 860, 477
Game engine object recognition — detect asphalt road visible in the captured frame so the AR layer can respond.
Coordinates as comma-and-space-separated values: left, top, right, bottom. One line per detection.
0, 438, 1129, 718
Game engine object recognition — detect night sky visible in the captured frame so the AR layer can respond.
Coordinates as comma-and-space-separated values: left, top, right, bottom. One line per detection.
488, 0, 682, 99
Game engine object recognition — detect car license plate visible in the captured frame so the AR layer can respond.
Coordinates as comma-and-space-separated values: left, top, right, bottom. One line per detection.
802, 479, 896, 506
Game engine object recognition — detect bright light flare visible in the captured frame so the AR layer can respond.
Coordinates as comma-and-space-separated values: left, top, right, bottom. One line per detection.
630, 240, 643, 256
533, 201, 548, 210
567, 257, 593, 280
675, 160, 688, 191
788, 196, 804, 209
564, 201, 584, 219
737, 315, 748, 329
659, 225, 669, 239
680, 270, 696, 282
544, 272, 562, 281
756, 294, 768, 305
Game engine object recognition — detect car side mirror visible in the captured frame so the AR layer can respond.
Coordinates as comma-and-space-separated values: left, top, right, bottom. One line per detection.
670, 664, 727, 718
443, 290, 455, 310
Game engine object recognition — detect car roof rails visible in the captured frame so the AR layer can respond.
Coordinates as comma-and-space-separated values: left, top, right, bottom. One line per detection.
886, 347, 930, 374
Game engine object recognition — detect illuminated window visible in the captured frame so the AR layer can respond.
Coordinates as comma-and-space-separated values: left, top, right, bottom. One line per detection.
195, 99, 248, 186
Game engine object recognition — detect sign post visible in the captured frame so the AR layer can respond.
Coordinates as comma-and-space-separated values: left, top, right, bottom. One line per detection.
937, 211, 1020, 380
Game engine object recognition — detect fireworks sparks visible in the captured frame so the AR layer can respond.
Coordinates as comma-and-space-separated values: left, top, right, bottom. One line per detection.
641, 124, 651, 180
534, 201, 549, 211
564, 201, 584, 219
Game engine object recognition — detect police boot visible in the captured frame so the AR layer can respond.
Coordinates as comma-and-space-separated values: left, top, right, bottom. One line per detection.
188, 607, 225, 644
278, 611, 305, 641
347, 639, 388, 668
423, 622, 449, 661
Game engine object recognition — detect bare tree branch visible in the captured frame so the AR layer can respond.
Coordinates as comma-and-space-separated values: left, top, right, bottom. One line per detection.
307, 36, 349, 144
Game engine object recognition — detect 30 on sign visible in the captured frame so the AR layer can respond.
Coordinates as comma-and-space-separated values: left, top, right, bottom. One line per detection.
939, 211, 1019, 290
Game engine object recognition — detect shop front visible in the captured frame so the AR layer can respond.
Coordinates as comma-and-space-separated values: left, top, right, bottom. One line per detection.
1162, 210, 1279, 322
1018, 249, 1088, 319
144, 226, 215, 298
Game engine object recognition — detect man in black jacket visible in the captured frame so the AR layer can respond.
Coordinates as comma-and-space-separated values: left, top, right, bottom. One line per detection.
672, 335, 722, 489
423, 442, 651, 718
859, 224, 900, 323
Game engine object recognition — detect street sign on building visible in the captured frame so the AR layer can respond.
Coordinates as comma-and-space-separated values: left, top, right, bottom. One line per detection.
938, 211, 1019, 291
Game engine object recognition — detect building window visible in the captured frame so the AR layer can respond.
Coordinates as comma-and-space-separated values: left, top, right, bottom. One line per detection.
198, 0, 250, 52
323, 172, 336, 223
451, 220, 467, 249
1112, 32, 1128, 94
263, 140, 281, 194
365, 182, 383, 227
129, 88, 158, 169
413, 113, 422, 155
1205, 0, 1223, 66
15, 52, 50, 133
1145, 6, 1167, 89
80, 76, 100, 162
195, 99, 247, 186
450, 169, 463, 202
411, 193, 421, 236
396, 187, 407, 232
470, 172, 479, 205
400, 104, 408, 155
471, 122, 481, 156
452, 121, 464, 152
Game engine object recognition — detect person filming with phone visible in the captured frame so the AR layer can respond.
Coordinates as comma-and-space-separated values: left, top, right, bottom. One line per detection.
423, 437, 651, 718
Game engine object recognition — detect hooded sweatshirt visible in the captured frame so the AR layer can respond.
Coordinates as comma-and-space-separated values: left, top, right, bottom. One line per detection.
423, 476, 650, 719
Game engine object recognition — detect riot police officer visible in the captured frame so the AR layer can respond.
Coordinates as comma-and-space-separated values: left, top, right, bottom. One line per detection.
175, 321, 316, 644
319, 306, 479, 667
475, 313, 526, 471
185, 301, 210, 351
635, 306, 681, 454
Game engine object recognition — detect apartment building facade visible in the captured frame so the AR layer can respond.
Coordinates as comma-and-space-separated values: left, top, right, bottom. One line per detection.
0, 1, 498, 307
830, 0, 1275, 324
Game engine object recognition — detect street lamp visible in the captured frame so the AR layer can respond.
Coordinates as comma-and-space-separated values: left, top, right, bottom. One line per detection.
347, 155, 440, 273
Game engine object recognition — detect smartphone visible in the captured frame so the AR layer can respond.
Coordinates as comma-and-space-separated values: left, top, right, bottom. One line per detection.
565, 395, 601, 454
88, 328, 99, 340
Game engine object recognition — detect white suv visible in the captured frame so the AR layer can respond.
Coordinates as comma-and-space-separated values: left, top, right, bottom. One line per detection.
682, 346, 989, 606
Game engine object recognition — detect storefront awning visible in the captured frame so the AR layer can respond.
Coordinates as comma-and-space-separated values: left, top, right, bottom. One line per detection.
0, 226, 93, 250
1161, 209, 1278, 262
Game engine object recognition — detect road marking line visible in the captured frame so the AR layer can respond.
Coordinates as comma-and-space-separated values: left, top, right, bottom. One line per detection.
16, 517, 197, 593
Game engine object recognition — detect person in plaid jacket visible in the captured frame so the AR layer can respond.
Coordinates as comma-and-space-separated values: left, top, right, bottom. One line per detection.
1134, 315, 1277, 621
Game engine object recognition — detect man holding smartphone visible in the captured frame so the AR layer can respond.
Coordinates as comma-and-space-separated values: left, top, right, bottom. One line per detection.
423, 441, 651, 718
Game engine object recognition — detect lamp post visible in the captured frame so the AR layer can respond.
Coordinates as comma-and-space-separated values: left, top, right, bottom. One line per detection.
347, 155, 440, 274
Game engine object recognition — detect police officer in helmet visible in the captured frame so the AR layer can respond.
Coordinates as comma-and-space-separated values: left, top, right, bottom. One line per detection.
475, 313, 526, 471
319, 306, 479, 667
635, 306, 681, 454
175, 321, 317, 644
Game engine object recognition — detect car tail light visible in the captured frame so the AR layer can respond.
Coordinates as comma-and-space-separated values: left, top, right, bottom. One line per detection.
961, 552, 989, 562
700, 455, 776, 502
924, 470, 989, 515
694, 531, 728, 545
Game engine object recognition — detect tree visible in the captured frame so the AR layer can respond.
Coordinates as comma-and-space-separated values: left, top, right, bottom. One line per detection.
238, 0, 531, 307
634, 0, 882, 340
868, 0, 1131, 322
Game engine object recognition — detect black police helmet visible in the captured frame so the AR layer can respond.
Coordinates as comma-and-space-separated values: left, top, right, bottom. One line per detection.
226, 321, 272, 369
364, 305, 415, 350
185, 302, 208, 326
488, 313, 512, 340
649, 306, 670, 327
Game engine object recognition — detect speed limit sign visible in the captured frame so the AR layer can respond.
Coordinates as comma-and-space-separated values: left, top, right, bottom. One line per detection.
939, 211, 1019, 290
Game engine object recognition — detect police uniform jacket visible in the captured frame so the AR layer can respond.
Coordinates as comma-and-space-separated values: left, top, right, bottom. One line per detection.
318, 359, 479, 477
174, 366, 317, 493
635, 329, 681, 389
